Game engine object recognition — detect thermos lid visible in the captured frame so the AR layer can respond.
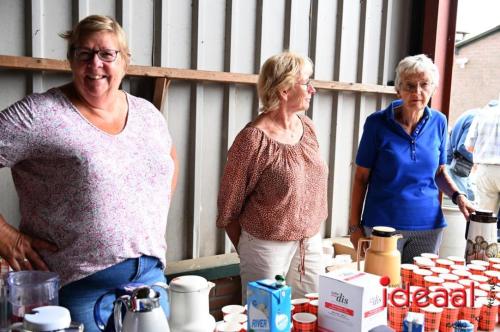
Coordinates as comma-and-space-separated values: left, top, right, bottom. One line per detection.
23, 306, 71, 331
470, 210, 497, 223
372, 226, 396, 237
169, 275, 209, 293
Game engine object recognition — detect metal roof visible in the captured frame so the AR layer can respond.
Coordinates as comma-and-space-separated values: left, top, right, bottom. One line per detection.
456, 24, 500, 49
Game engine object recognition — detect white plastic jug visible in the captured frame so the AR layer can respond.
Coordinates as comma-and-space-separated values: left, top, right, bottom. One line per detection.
167, 275, 216, 332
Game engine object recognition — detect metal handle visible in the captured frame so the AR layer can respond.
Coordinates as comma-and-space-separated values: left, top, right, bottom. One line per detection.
356, 238, 371, 271
113, 296, 129, 332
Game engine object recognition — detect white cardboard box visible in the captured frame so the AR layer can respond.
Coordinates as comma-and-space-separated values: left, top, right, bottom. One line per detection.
318, 269, 387, 332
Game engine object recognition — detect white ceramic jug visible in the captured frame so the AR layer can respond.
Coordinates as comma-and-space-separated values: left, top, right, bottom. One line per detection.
114, 286, 170, 332
167, 275, 216, 332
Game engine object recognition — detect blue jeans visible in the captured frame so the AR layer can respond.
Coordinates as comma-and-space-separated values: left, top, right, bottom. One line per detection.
59, 256, 169, 332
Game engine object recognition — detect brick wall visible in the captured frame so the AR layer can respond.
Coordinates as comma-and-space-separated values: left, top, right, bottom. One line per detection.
209, 275, 242, 321
449, 30, 500, 126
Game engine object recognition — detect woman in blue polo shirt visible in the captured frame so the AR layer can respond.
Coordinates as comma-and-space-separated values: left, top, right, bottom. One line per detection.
349, 54, 475, 263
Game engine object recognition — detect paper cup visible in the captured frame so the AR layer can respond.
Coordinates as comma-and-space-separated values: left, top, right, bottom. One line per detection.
304, 293, 318, 301
291, 298, 309, 314
401, 263, 418, 286
439, 305, 459, 332
468, 274, 489, 284
421, 304, 443, 332
457, 279, 479, 290
216, 321, 245, 332
477, 297, 499, 331
222, 304, 246, 316
307, 299, 318, 316
424, 275, 444, 288
410, 295, 428, 313
388, 304, 408, 332
496, 293, 500, 322
484, 270, 500, 284
452, 269, 472, 280
223, 313, 247, 324
421, 253, 439, 262
292, 312, 317, 332
458, 302, 481, 332
439, 273, 460, 283
414, 257, 435, 269
470, 260, 489, 267
466, 264, 486, 276
471, 289, 488, 299
431, 266, 450, 276
414, 268, 433, 287
450, 264, 469, 271
436, 259, 454, 269
487, 257, 500, 268
448, 256, 466, 265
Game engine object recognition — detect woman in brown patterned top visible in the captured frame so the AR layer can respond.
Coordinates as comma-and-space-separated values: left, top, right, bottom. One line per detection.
217, 51, 329, 302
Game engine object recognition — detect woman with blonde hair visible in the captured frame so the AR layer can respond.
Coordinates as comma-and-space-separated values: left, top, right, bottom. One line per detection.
217, 51, 328, 302
0, 15, 177, 331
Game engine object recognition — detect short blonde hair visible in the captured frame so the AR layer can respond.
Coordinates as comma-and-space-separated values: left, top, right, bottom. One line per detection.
395, 54, 439, 91
60, 15, 130, 64
257, 51, 313, 112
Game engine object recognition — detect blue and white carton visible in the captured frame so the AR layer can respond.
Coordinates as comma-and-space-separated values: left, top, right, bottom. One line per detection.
247, 279, 291, 331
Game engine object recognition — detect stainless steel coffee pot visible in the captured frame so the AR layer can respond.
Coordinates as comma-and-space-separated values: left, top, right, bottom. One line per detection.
113, 285, 170, 332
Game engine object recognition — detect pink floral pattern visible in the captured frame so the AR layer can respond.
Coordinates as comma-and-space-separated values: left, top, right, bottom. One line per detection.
0, 88, 174, 285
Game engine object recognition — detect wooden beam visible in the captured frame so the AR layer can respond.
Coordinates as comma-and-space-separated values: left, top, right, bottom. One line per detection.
0, 54, 396, 95
152, 77, 171, 111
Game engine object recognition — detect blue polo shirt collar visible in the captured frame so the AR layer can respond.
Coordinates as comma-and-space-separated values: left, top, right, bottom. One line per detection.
385, 99, 432, 139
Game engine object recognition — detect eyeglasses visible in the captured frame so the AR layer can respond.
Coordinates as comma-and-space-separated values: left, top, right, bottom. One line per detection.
73, 47, 120, 62
400, 81, 433, 93
297, 79, 313, 88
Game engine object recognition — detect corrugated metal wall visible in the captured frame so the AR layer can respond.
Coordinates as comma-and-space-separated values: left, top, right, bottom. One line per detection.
0, 0, 412, 262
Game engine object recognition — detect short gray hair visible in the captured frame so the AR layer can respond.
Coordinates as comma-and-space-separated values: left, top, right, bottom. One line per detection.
394, 54, 439, 91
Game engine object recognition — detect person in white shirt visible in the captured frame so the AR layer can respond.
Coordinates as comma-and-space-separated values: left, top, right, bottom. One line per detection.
464, 100, 500, 215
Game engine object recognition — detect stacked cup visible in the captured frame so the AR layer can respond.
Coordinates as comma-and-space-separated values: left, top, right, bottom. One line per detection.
420, 304, 443, 332
476, 296, 499, 331
291, 298, 309, 315
387, 288, 408, 331
292, 312, 316, 332
401, 263, 418, 287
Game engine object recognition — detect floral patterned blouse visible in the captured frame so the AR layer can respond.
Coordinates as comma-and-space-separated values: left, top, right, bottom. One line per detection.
217, 114, 328, 241
0, 88, 174, 285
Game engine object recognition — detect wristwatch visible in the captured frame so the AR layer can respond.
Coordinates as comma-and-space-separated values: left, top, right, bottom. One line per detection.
452, 191, 466, 205
348, 224, 361, 235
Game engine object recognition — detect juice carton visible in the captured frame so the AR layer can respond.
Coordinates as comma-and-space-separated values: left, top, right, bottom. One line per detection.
247, 279, 291, 331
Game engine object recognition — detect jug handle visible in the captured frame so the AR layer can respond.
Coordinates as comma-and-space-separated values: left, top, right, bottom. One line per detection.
356, 238, 371, 271
93, 289, 116, 331
113, 296, 129, 332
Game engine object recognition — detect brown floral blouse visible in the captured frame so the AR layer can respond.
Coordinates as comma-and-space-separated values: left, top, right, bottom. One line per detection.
216, 114, 328, 241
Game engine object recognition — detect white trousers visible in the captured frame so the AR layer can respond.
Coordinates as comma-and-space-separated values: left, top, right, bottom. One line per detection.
475, 164, 500, 213
238, 230, 324, 303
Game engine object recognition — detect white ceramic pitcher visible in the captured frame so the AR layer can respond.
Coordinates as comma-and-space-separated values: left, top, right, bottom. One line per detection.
167, 275, 216, 332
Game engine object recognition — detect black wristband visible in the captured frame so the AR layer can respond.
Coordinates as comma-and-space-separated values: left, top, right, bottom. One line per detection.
452, 191, 466, 205
348, 225, 361, 235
